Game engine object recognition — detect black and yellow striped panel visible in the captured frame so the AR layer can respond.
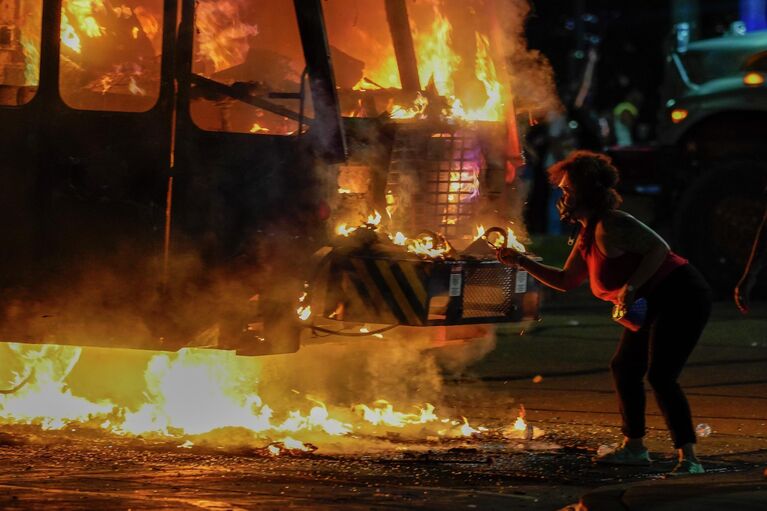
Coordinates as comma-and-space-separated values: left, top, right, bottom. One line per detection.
327, 256, 432, 326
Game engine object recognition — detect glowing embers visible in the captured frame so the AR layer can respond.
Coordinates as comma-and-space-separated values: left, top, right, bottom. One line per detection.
0, 344, 492, 454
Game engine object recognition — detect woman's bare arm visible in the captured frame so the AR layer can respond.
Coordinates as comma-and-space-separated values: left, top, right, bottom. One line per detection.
500, 239, 588, 292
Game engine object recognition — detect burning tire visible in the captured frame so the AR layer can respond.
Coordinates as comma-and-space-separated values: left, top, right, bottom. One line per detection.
673, 160, 767, 295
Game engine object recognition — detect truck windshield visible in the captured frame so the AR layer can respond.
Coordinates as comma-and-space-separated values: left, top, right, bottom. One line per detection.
189, 0, 311, 136
59, 0, 164, 112
0, 0, 42, 106
323, 0, 509, 122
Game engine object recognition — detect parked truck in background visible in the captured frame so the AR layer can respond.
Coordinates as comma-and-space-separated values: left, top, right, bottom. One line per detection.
610, 26, 767, 293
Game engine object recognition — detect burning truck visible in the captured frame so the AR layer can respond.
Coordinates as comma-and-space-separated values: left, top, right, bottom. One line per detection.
0, 0, 549, 357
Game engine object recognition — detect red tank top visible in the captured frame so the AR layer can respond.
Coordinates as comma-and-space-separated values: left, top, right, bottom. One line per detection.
578, 235, 688, 304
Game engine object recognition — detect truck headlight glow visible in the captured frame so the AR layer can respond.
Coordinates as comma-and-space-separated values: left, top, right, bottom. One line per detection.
670, 108, 689, 123
743, 72, 765, 87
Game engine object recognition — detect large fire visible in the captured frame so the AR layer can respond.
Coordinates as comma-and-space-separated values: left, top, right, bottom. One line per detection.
2, 0, 542, 454
13, 1, 163, 101
354, 3, 508, 122
15, 0, 509, 122
0, 343, 545, 454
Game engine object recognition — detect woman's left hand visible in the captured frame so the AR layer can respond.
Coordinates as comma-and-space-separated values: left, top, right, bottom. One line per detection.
497, 248, 522, 267
617, 284, 636, 308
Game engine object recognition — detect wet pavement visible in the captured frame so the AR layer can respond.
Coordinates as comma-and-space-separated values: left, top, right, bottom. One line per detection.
0, 429, 579, 510
1, 299, 765, 510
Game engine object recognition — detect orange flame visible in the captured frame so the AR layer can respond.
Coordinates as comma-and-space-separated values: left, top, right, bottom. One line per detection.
381, 5, 507, 122
416, 6, 460, 97
250, 123, 270, 133
353, 55, 401, 91
506, 227, 526, 253
334, 211, 383, 237
0, 345, 487, 450
194, 0, 259, 75
406, 233, 451, 259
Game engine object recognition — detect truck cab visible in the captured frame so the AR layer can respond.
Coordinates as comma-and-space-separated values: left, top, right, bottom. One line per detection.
0, 0, 539, 355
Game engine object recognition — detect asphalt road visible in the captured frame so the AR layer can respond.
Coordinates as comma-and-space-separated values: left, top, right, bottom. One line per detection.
0, 297, 765, 510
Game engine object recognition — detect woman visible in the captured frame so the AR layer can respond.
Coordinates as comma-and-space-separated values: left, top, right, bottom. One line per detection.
498, 150, 711, 475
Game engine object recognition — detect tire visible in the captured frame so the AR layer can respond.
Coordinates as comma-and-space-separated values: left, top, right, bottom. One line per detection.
673, 160, 767, 296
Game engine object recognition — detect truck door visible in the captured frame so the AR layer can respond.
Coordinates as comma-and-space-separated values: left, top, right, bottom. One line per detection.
0, 0, 176, 277
165, 0, 347, 354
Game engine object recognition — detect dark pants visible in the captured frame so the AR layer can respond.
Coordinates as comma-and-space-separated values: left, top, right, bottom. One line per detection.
610, 264, 712, 448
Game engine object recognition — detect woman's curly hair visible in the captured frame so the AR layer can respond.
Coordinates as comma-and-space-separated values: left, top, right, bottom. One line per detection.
547, 150, 623, 216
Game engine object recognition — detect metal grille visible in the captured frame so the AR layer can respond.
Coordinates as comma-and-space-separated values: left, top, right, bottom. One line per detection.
387, 126, 483, 238
461, 265, 515, 319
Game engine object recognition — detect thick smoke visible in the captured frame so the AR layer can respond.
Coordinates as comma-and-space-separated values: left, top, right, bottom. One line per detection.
491, 0, 561, 114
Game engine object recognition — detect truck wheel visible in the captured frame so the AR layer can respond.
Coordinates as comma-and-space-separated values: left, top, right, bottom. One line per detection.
673, 161, 767, 296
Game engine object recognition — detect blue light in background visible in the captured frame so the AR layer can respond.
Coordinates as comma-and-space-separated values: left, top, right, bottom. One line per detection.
740, 0, 767, 31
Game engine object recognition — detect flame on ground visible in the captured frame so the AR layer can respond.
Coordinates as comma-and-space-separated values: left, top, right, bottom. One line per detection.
0, 343, 498, 454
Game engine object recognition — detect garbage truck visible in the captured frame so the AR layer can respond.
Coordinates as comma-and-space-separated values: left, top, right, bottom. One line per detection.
0, 0, 541, 355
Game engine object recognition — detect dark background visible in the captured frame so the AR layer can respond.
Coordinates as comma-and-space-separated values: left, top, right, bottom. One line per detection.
520, 0, 755, 234
525, 0, 744, 125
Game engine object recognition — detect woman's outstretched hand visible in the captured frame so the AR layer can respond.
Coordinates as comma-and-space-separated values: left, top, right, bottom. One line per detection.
617, 283, 637, 309
497, 248, 523, 267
